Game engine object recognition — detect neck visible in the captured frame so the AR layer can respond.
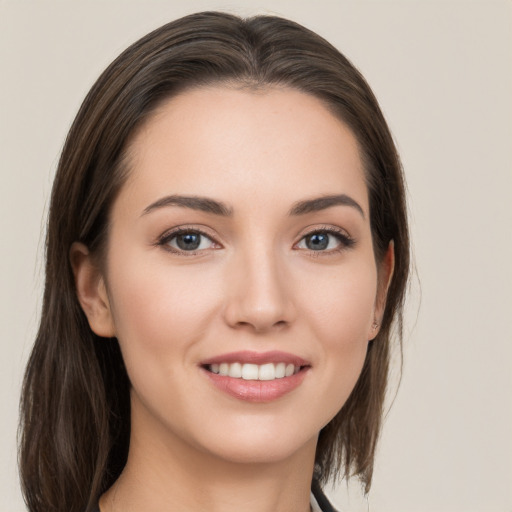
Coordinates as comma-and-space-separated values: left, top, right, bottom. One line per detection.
100, 400, 317, 512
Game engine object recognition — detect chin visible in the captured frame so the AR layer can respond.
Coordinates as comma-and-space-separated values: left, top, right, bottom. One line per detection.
188, 417, 320, 466
205, 437, 316, 466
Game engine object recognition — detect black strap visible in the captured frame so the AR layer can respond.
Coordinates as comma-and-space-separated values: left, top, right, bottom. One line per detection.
312, 479, 339, 512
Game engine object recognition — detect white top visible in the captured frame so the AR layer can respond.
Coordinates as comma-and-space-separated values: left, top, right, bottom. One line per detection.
310, 491, 323, 512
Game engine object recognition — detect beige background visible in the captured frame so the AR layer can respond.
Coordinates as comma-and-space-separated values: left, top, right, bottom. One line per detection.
1, 1, 511, 511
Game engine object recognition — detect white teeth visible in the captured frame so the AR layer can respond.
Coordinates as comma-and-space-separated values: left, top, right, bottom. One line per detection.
242, 363, 259, 380
275, 362, 286, 378
258, 363, 275, 381
228, 362, 242, 378
208, 362, 302, 381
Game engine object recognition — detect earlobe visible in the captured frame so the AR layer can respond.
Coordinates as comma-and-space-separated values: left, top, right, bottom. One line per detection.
369, 241, 395, 340
70, 242, 116, 338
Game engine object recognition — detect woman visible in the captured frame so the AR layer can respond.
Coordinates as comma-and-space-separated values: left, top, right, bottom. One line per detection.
19, 11, 409, 512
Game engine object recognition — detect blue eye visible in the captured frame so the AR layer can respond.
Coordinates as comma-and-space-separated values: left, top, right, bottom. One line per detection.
158, 227, 353, 255
161, 229, 216, 253
304, 232, 331, 250
296, 229, 354, 252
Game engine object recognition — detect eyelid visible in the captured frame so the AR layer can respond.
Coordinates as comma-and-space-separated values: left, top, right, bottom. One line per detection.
157, 225, 222, 256
294, 225, 355, 254
299, 224, 352, 238
155, 224, 355, 257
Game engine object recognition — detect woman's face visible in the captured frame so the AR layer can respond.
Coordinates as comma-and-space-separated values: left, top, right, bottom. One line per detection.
93, 86, 390, 466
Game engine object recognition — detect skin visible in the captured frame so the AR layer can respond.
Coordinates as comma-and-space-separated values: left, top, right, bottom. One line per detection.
72, 86, 393, 512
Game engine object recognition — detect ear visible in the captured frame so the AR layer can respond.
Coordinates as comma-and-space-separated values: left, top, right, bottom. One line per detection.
70, 242, 116, 338
369, 240, 395, 340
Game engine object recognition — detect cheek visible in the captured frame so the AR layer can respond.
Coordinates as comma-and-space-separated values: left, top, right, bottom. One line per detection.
296, 260, 377, 412
105, 258, 227, 424
106, 253, 223, 360
299, 259, 377, 343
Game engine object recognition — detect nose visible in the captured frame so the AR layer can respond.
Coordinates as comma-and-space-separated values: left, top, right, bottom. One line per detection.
223, 245, 296, 334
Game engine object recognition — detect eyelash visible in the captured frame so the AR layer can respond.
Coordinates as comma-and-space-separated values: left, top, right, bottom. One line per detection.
297, 226, 356, 257
157, 225, 355, 257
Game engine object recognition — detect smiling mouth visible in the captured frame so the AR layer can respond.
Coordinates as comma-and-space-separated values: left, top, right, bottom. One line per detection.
203, 362, 306, 381
201, 352, 310, 402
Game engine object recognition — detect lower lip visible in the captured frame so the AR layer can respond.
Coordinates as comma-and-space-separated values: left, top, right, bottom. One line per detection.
202, 367, 309, 403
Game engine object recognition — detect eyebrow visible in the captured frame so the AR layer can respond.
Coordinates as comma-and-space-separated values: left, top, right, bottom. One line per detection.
288, 194, 365, 218
142, 195, 233, 216
142, 193, 364, 218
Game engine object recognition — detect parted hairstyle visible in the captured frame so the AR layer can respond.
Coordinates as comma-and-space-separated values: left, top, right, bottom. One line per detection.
19, 11, 409, 512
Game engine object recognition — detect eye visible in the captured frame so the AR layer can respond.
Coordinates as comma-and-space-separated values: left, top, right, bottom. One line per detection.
159, 228, 218, 254
296, 228, 354, 253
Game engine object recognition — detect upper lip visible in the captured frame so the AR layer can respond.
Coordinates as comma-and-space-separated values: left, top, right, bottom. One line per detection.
200, 350, 309, 367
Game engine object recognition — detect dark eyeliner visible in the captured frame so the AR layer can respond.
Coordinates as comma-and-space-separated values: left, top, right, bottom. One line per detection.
156, 227, 217, 255
299, 226, 356, 254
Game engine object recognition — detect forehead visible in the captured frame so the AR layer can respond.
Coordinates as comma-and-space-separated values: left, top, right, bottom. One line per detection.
123, 85, 368, 213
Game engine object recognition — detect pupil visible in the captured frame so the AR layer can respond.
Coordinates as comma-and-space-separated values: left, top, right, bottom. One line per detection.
177, 233, 201, 250
307, 233, 328, 250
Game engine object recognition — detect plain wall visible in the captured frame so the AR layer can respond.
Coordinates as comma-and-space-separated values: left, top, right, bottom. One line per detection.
1, 1, 511, 511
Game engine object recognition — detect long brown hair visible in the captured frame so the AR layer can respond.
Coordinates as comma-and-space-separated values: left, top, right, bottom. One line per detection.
19, 11, 409, 512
